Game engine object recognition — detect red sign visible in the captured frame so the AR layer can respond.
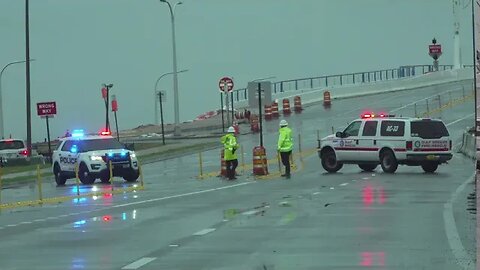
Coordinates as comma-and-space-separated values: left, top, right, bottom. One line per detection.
429, 44, 442, 54
111, 95, 118, 112
219, 77, 234, 93
101, 87, 108, 99
37, 102, 57, 116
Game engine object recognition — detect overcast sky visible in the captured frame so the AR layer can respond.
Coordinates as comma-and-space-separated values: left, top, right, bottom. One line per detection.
0, 0, 474, 141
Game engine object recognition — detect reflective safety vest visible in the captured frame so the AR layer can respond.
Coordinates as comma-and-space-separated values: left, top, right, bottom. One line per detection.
277, 127, 293, 152
221, 133, 239, 161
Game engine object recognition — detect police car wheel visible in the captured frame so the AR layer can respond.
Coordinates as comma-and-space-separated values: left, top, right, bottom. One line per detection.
358, 164, 377, 172
321, 151, 343, 173
53, 163, 67, 186
78, 163, 95, 185
421, 162, 438, 173
123, 169, 139, 182
380, 150, 398, 173
100, 173, 111, 184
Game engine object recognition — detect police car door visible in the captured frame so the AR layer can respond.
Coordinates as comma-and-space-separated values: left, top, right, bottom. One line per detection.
358, 120, 379, 161
336, 120, 362, 161
58, 140, 78, 172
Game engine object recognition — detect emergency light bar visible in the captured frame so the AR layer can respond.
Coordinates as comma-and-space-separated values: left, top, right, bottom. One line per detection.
361, 113, 395, 119
71, 129, 85, 138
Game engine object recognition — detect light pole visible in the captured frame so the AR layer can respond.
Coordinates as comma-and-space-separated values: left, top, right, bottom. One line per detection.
25, 0, 32, 157
0, 59, 35, 139
159, 0, 183, 136
154, 69, 188, 124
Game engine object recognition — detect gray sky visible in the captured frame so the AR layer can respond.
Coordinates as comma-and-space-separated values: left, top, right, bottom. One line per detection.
0, 0, 474, 141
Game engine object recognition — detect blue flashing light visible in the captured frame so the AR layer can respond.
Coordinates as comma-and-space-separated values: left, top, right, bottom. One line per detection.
107, 152, 114, 157
70, 144, 78, 153
71, 129, 84, 138
122, 213, 127, 221
120, 152, 127, 157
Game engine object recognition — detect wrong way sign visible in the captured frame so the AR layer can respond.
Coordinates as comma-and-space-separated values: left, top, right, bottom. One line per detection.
219, 77, 234, 93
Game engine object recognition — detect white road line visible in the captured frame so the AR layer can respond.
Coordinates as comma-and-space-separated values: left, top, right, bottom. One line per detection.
339, 183, 349, 186
193, 228, 216, 236
313, 192, 321, 195
446, 113, 474, 126
58, 214, 69, 218
329, 187, 334, 190
46, 217, 58, 220
443, 173, 475, 270
19, 221, 32, 225
121, 257, 157, 270
6, 224, 17, 227
0, 227, 4, 230
34, 219, 45, 222
242, 210, 260, 216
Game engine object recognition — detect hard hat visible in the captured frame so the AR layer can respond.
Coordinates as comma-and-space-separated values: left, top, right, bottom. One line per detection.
227, 126, 235, 133
279, 120, 288, 127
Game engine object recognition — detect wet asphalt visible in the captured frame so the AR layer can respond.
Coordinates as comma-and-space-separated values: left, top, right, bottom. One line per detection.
0, 81, 476, 270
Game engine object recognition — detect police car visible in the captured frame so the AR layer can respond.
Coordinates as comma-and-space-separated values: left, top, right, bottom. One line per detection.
52, 129, 140, 185
318, 113, 452, 173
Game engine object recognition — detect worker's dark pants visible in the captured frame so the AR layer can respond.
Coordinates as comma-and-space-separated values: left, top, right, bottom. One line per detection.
226, 159, 238, 180
280, 151, 292, 175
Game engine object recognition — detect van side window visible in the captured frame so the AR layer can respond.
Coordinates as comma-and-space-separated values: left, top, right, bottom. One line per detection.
343, 121, 362, 137
362, 121, 378, 136
380, 121, 405, 136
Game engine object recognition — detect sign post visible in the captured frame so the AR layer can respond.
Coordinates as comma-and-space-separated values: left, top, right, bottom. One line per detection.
428, 38, 442, 71
218, 77, 234, 127
36, 101, 57, 163
157, 91, 166, 145
111, 95, 119, 141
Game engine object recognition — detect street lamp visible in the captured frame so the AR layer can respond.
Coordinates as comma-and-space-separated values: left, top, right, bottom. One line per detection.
0, 59, 35, 139
154, 69, 188, 124
159, 0, 183, 136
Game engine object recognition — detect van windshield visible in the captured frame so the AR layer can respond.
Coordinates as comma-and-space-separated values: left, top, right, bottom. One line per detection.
410, 121, 449, 139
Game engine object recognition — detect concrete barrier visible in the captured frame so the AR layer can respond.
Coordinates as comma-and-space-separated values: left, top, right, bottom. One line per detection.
459, 128, 476, 159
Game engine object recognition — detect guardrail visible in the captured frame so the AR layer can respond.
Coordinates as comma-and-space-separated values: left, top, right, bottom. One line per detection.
230, 64, 473, 103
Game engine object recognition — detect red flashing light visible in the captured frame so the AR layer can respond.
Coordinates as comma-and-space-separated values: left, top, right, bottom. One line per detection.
100, 130, 111, 136
361, 113, 374, 118
19, 150, 28, 156
102, 215, 112, 222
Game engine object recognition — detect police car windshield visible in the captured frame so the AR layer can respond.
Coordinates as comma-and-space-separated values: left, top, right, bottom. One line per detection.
411, 121, 449, 139
76, 138, 124, 152
0, 140, 24, 150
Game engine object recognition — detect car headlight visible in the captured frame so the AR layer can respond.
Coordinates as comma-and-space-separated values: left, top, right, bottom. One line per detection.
90, 155, 103, 161
130, 152, 136, 158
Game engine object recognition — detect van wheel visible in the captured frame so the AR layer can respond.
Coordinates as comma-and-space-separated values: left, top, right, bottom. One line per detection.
321, 150, 343, 173
53, 163, 67, 186
78, 163, 95, 185
380, 150, 398, 173
358, 164, 377, 172
421, 162, 438, 173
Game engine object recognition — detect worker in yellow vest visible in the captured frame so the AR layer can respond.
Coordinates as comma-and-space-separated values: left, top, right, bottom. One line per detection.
277, 120, 293, 178
221, 126, 239, 180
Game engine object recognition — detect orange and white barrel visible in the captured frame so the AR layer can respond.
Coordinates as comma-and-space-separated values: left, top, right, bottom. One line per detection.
220, 150, 227, 177
264, 105, 272, 120
282, 98, 291, 115
294, 96, 303, 113
323, 91, 331, 106
271, 102, 279, 117
250, 114, 259, 133
252, 146, 268, 175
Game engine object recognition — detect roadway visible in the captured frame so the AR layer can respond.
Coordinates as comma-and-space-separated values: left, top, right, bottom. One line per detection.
0, 80, 476, 270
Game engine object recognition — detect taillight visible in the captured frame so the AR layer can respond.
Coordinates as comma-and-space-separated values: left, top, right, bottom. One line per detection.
19, 150, 28, 156
406, 141, 412, 151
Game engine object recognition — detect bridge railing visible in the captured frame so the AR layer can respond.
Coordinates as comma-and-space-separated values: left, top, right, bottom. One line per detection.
230, 64, 471, 103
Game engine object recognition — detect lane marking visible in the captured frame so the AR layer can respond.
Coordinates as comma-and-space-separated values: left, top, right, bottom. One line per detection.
339, 183, 349, 186
121, 257, 157, 270
443, 173, 475, 270
19, 221, 32, 225
313, 192, 321, 195
6, 224, 17, 227
193, 228, 216, 236
329, 187, 334, 190
446, 113, 474, 126
34, 219, 45, 222
242, 210, 260, 216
